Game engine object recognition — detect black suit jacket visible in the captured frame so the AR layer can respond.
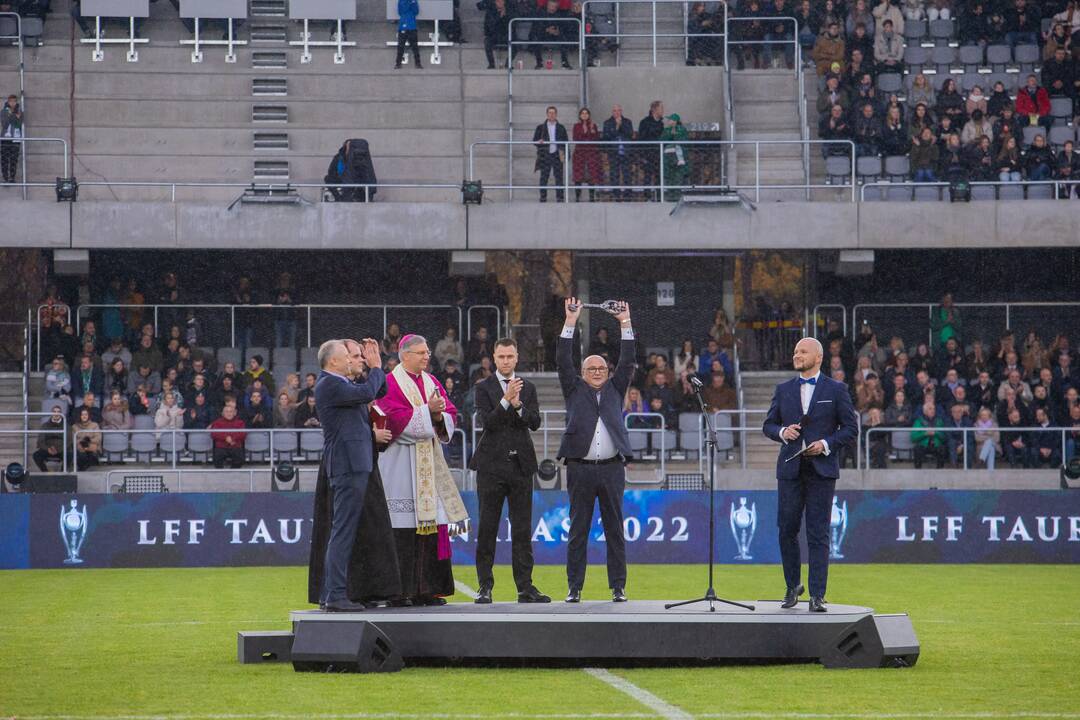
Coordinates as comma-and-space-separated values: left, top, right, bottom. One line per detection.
468, 374, 541, 476
556, 331, 635, 460
532, 122, 568, 167
314, 369, 386, 477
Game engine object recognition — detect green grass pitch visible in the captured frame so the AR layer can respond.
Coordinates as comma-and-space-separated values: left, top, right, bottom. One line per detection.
1, 564, 1078, 719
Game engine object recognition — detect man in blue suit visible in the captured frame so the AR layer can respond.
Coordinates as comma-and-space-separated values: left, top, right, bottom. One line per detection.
315, 337, 387, 612
763, 337, 858, 613
557, 297, 635, 603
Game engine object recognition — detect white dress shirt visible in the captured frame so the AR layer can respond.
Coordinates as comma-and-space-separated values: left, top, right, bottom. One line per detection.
547, 121, 559, 153
783, 371, 830, 456
561, 322, 635, 460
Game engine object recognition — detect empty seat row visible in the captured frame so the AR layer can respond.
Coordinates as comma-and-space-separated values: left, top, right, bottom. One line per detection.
902, 44, 1041, 75
94, 429, 325, 463
863, 183, 1064, 201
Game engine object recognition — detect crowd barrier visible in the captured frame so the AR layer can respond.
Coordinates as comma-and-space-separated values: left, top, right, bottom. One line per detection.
4, 489, 1077, 569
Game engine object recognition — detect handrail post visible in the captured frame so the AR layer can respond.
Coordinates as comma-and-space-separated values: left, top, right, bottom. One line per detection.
230, 306, 236, 347
306, 306, 312, 347
659, 141, 665, 201
651, 0, 657, 66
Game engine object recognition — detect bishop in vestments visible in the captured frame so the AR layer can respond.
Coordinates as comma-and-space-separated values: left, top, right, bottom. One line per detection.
375, 333, 470, 606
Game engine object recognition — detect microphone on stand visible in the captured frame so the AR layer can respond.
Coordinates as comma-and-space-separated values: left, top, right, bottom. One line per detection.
689, 376, 704, 393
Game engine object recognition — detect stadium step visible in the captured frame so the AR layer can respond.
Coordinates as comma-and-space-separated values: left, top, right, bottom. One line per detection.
252, 51, 288, 69
253, 159, 290, 179
250, 0, 287, 18
252, 104, 288, 123
250, 25, 288, 44
252, 78, 288, 96
253, 131, 289, 150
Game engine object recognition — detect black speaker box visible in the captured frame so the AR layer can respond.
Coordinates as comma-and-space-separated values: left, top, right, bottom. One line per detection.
820, 614, 920, 669
24, 474, 78, 493
291, 620, 404, 673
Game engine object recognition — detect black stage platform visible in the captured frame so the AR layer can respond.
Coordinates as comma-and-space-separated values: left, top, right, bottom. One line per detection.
239, 600, 920, 670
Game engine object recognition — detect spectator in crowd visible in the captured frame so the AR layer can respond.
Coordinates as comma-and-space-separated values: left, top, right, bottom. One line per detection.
32, 405, 68, 472
1004, 0, 1040, 48
885, 389, 912, 426
702, 371, 737, 411
909, 77, 936, 117
267, 390, 290, 428
847, 20, 874, 62
572, 107, 602, 202
673, 340, 699, 381
709, 309, 735, 349
872, 0, 904, 35
997, 136, 1023, 181
155, 378, 184, 413
532, 106, 568, 202
101, 390, 132, 430
281, 372, 301, 404
45, 357, 72, 403
1, 94, 23, 183
698, 339, 733, 377
127, 363, 162, 397
689, 1, 724, 65
185, 392, 212, 430
1043, 22, 1070, 61
434, 327, 464, 373
960, 1, 993, 46
881, 105, 908, 155
602, 104, 634, 201
645, 373, 678, 428
623, 386, 647, 420
232, 276, 256, 352
441, 359, 466, 389
71, 355, 104, 402
646, 355, 676, 387
213, 375, 240, 413
766, 0, 796, 68
911, 126, 940, 181
184, 374, 210, 409
272, 272, 298, 348
1055, 140, 1080, 199
637, 100, 665, 202
912, 400, 948, 468
1022, 331, 1050, 377
297, 372, 318, 403
588, 327, 616, 362
984, 81, 1011, 120
945, 402, 974, 467
382, 323, 403, 358
242, 354, 275, 393
820, 103, 853, 157
999, 368, 1034, 403
734, 0, 767, 69
482, 0, 513, 69
132, 334, 164, 375
856, 372, 886, 414
105, 357, 129, 397
470, 356, 495, 384
122, 279, 145, 338
1016, 74, 1053, 129
129, 383, 153, 417
936, 78, 966, 126
972, 406, 1001, 469
874, 18, 903, 72
852, 103, 883, 156
101, 336, 131, 371
530, 0, 573, 69
293, 393, 320, 428
967, 135, 996, 180
998, 383, 1032, 427
863, 406, 888, 468
993, 106, 1019, 152
1024, 133, 1054, 181
845, 47, 872, 88
1052, 351, 1078, 399
1031, 406, 1062, 467
660, 113, 690, 201
961, 109, 993, 146
467, 326, 494, 365
209, 402, 246, 469
817, 74, 851, 117
324, 139, 378, 202
72, 407, 101, 472
395, 0, 423, 69
966, 85, 989, 120
154, 391, 184, 437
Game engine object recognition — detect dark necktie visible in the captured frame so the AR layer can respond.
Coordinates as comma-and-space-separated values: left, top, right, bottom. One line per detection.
799, 377, 817, 386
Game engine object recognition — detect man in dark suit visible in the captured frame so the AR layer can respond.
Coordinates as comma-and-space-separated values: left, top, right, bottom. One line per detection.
533, 106, 568, 202
469, 337, 550, 604
314, 337, 387, 612
558, 297, 635, 603
763, 337, 858, 613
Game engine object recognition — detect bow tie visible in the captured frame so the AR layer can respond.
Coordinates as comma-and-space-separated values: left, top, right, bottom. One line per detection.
799, 377, 817, 386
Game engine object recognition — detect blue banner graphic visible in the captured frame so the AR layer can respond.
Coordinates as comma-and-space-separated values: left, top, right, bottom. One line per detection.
2, 490, 1079, 570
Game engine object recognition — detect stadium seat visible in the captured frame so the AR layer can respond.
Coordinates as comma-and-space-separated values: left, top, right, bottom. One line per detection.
272, 346, 296, 370
133, 415, 155, 430
245, 346, 270, 366
0, 16, 16, 38
300, 429, 324, 459
20, 17, 43, 44
1023, 125, 1046, 145
629, 432, 648, 453
272, 431, 298, 460
300, 346, 319, 368
891, 430, 915, 461
929, 18, 955, 46
884, 155, 910, 181
862, 186, 886, 201
1014, 44, 1039, 74
160, 431, 185, 462
914, 185, 942, 201
904, 18, 927, 44
188, 431, 213, 462
245, 431, 270, 461
986, 45, 1011, 72
886, 186, 914, 201
1027, 184, 1053, 199
998, 184, 1024, 200
1049, 125, 1075, 148
987, 71, 1016, 92
825, 155, 852, 184
971, 184, 996, 200
877, 73, 902, 94
931, 45, 956, 75
102, 432, 129, 462
40, 397, 69, 415
958, 44, 983, 71
217, 347, 242, 370
1050, 98, 1074, 125
272, 367, 292, 392
131, 431, 157, 462
903, 46, 929, 74
857, 156, 882, 182
960, 72, 985, 93
299, 365, 320, 381
646, 346, 671, 361
713, 413, 734, 458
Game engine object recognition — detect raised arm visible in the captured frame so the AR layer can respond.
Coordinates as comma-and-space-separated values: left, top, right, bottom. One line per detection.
610, 301, 636, 397
557, 297, 581, 399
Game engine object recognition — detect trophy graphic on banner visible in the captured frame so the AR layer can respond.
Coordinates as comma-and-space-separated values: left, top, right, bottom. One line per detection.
829, 495, 847, 559
60, 499, 88, 565
729, 497, 756, 560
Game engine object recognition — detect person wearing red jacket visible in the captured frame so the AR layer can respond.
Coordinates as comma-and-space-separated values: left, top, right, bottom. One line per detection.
1015, 74, 1052, 130
208, 401, 247, 468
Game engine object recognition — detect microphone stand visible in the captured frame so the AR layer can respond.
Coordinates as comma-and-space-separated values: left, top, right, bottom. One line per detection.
665, 381, 755, 613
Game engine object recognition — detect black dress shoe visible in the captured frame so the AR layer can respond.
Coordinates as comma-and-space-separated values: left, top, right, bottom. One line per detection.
809, 596, 827, 613
612, 587, 627, 602
781, 583, 805, 609
318, 602, 327, 611
518, 586, 551, 603
475, 586, 493, 604
325, 599, 367, 613
387, 597, 414, 607
565, 589, 581, 603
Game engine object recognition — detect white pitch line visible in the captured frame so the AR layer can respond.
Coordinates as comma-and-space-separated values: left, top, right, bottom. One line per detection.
454, 580, 479, 599
583, 668, 693, 720
13, 714, 1080, 720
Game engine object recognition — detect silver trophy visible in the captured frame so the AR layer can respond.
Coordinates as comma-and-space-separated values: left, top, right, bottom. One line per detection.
829, 495, 847, 560
567, 299, 626, 315
60, 499, 88, 564
729, 497, 756, 560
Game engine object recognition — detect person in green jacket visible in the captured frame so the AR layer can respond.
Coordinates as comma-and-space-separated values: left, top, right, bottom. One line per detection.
911, 400, 948, 469
660, 113, 690, 202
929, 291, 962, 348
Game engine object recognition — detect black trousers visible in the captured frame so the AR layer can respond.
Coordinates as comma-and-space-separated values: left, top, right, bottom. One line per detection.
537, 152, 564, 201
395, 29, 421, 65
213, 447, 244, 468
1, 141, 19, 183
566, 460, 626, 591
777, 458, 835, 598
913, 442, 948, 469
475, 469, 535, 592
323, 470, 370, 603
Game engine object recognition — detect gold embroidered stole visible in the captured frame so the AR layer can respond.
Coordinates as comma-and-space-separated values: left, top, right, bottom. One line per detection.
391, 364, 469, 534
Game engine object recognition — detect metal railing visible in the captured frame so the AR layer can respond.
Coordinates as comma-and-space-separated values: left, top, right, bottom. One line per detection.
713, 407, 863, 470
466, 305, 504, 346
0, 12, 27, 198
469, 138, 857, 202
851, 302, 1080, 349
579, 0, 726, 68
812, 304, 847, 339
865, 425, 1075, 471
4, 411, 68, 472
623, 411, 668, 478
860, 179, 1079, 201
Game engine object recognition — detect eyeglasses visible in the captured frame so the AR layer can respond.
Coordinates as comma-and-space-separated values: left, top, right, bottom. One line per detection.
584, 367, 608, 374
406, 350, 431, 356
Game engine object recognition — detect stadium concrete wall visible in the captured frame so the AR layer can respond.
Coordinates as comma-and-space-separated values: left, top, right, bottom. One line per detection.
10, 199, 1080, 250
5, 490, 1078, 569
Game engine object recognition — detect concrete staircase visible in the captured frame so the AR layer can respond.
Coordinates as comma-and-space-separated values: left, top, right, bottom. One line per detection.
803, 69, 857, 201
610, 2, 687, 66
734, 371, 788, 469
0, 372, 37, 468
729, 69, 809, 202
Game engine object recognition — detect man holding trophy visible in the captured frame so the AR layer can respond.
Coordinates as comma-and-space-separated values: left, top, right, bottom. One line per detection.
557, 297, 636, 603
